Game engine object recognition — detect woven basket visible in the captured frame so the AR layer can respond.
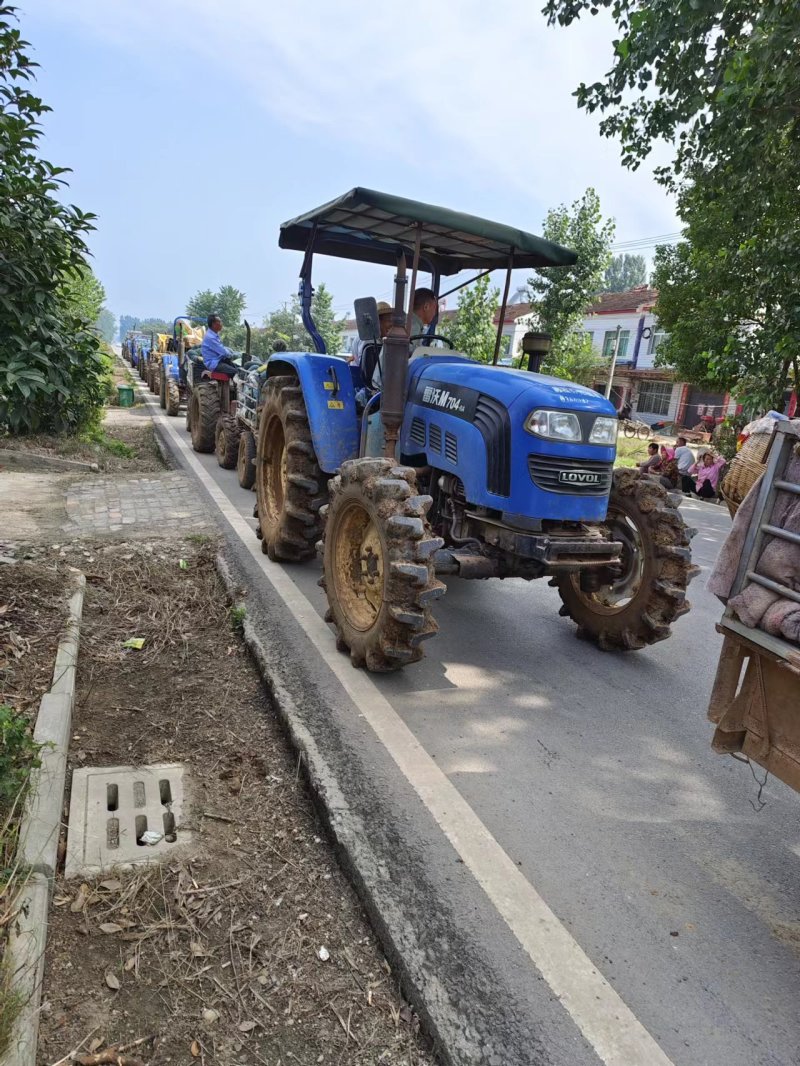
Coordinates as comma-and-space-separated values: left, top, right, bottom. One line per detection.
720, 431, 773, 517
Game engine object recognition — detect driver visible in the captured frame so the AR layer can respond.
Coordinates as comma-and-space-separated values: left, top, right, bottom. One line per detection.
409, 287, 437, 347
201, 314, 240, 377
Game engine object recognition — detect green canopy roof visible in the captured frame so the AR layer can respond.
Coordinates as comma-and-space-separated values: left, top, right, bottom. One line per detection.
279, 187, 577, 275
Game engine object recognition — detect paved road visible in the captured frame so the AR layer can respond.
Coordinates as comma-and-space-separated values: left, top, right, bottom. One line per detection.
148, 391, 800, 1066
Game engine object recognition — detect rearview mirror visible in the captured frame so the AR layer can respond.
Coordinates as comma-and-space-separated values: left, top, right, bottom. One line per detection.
354, 297, 380, 343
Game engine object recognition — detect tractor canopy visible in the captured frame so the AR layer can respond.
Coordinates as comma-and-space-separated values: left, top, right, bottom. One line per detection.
279, 187, 576, 275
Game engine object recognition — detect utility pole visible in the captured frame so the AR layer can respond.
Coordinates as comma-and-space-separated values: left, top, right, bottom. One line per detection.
604, 325, 622, 401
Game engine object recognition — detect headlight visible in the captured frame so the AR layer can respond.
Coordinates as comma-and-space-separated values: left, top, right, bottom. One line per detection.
589, 416, 618, 445
525, 409, 582, 441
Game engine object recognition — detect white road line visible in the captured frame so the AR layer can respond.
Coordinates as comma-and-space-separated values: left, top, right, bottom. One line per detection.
141, 384, 675, 1066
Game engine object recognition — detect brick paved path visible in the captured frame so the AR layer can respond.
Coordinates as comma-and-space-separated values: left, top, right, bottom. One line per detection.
63, 472, 211, 537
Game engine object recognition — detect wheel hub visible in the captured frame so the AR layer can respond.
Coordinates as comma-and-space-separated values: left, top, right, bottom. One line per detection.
571, 506, 644, 612
333, 502, 385, 631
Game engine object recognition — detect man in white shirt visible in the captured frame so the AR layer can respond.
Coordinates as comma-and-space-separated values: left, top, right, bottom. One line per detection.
674, 436, 696, 493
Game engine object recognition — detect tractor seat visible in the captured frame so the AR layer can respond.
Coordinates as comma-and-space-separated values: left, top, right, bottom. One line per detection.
203, 370, 232, 382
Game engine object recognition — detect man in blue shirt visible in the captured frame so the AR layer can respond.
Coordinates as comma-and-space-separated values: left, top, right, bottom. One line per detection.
201, 315, 239, 376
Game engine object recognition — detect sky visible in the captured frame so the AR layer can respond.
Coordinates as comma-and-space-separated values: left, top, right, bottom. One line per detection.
21, 0, 678, 325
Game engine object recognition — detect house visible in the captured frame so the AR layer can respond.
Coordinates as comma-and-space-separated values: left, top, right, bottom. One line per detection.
582, 285, 736, 428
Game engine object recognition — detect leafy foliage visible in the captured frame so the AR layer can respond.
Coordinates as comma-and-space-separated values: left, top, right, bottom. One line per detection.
95, 307, 115, 343
222, 285, 344, 360
0, 5, 107, 433
527, 188, 614, 374
543, 0, 800, 409
439, 274, 500, 363
0, 704, 41, 815
603, 254, 647, 293
186, 284, 247, 330
544, 331, 603, 387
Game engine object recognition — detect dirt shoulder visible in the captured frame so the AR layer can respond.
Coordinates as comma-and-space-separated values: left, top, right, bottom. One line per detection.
37, 540, 435, 1066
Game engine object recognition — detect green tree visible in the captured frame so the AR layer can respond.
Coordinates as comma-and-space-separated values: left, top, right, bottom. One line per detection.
439, 274, 500, 363
543, 0, 800, 408
603, 254, 647, 293
261, 284, 344, 354
186, 285, 246, 331
61, 266, 105, 322
96, 308, 115, 343
527, 188, 614, 373
0, 6, 107, 433
545, 332, 603, 387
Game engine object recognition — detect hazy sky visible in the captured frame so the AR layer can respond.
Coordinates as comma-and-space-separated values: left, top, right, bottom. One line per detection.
22, 0, 677, 323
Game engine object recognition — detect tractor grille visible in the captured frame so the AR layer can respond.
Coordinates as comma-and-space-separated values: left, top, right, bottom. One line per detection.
444, 432, 458, 464
474, 396, 511, 496
410, 417, 426, 447
429, 423, 442, 452
528, 454, 613, 496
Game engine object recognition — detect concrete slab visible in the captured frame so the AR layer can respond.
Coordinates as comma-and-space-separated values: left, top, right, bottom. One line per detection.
65, 764, 189, 878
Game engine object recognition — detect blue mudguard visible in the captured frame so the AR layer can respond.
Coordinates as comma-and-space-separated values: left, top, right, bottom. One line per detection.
266, 353, 360, 474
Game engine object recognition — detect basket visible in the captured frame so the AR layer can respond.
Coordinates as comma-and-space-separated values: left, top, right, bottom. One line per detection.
117, 384, 135, 408
719, 431, 773, 517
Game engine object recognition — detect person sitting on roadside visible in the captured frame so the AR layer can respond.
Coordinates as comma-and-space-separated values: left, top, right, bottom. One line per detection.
658, 445, 680, 489
200, 315, 240, 377
673, 436, 696, 493
409, 287, 438, 347
637, 442, 662, 475
690, 451, 726, 500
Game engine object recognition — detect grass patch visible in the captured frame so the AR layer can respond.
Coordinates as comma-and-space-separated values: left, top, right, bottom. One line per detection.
615, 436, 652, 468
0, 708, 42, 1057
229, 605, 246, 633
79, 426, 135, 459
0, 977, 22, 1057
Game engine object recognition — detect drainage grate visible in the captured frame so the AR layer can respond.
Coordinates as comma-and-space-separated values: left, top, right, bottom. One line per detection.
65, 764, 189, 878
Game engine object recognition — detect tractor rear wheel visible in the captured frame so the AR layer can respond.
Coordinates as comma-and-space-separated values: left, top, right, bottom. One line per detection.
237, 429, 256, 489
166, 378, 181, 416
553, 467, 698, 650
148, 361, 157, 394
321, 459, 445, 672
190, 383, 220, 453
159, 367, 167, 409
216, 415, 241, 469
255, 376, 327, 562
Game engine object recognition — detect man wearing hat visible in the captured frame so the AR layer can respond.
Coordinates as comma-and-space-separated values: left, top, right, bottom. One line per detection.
351, 300, 393, 367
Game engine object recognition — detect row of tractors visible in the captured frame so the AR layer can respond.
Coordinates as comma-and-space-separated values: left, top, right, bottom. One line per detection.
121, 319, 262, 491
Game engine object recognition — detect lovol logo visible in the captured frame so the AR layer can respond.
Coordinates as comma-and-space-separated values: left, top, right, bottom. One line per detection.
558, 469, 603, 486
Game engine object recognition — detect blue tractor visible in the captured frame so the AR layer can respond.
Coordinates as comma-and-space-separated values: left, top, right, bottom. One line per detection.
254, 189, 696, 672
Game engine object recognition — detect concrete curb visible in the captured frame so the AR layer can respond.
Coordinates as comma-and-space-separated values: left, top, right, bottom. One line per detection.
1, 575, 86, 1066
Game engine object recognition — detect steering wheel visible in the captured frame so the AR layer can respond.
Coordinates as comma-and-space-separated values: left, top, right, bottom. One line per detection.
410, 334, 454, 349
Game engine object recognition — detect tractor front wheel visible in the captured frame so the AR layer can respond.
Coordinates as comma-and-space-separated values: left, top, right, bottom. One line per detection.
190, 383, 220, 453
166, 378, 181, 416
553, 467, 698, 650
255, 376, 327, 562
320, 459, 445, 672
237, 429, 256, 489
216, 415, 241, 469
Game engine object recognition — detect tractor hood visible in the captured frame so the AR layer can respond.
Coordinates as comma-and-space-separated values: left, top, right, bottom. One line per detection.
407, 356, 617, 418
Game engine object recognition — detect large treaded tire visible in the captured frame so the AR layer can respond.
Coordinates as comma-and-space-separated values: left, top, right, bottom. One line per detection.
553, 467, 698, 651
237, 429, 256, 489
320, 459, 445, 673
148, 360, 157, 394
190, 383, 220, 453
166, 378, 181, 416
215, 414, 241, 469
159, 366, 167, 409
255, 376, 327, 562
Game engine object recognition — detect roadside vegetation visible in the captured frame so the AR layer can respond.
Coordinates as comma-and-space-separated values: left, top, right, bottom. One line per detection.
0, 6, 112, 436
